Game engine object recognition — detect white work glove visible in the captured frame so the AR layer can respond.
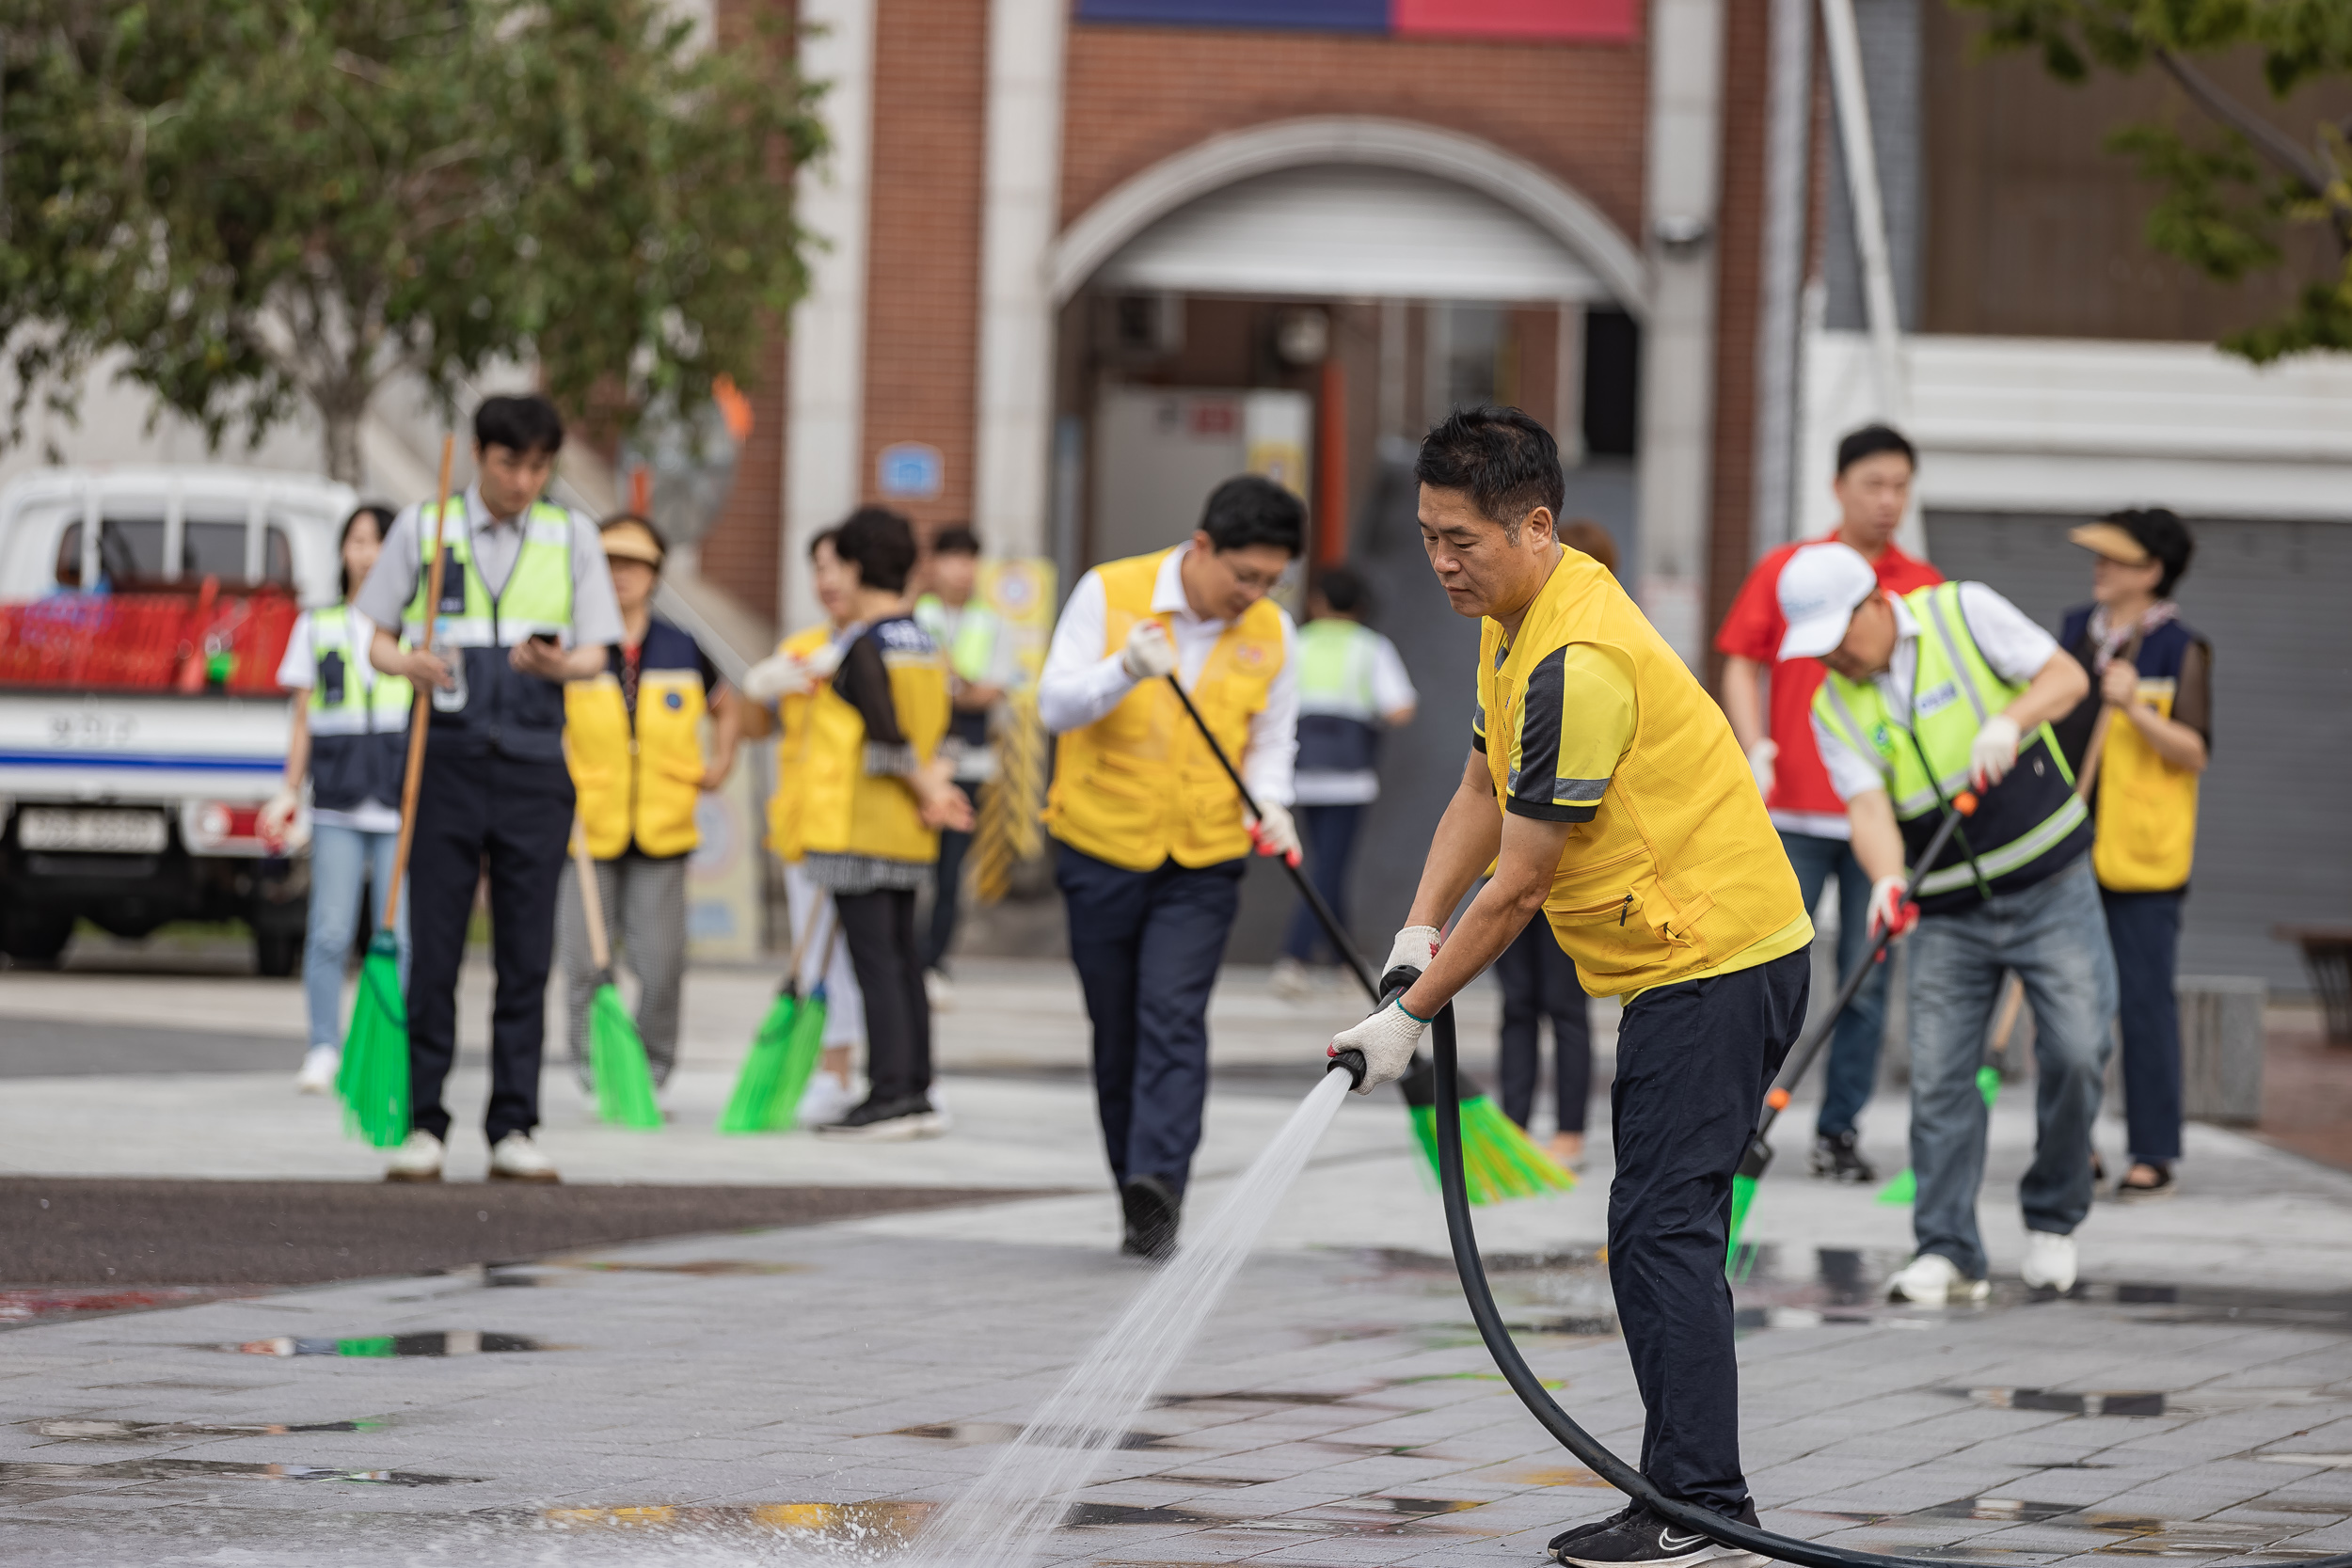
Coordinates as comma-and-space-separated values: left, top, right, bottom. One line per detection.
803, 639, 847, 681
1327, 999, 1431, 1096
1866, 874, 1917, 944
1120, 621, 1177, 681
1970, 713, 2021, 791
258, 788, 304, 851
1246, 800, 1300, 865
1746, 738, 1778, 799
741, 652, 812, 702
1384, 925, 1442, 981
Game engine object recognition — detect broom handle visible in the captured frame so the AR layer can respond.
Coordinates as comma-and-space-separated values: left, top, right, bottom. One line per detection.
570, 821, 612, 972
1161, 673, 1380, 1002
379, 434, 457, 932
788, 895, 835, 993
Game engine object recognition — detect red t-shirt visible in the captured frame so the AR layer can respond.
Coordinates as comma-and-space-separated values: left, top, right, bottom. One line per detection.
1715, 535, 1944, 822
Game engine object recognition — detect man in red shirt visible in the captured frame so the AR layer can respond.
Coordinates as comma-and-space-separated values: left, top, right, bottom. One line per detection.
1716, 424, 1943, 1181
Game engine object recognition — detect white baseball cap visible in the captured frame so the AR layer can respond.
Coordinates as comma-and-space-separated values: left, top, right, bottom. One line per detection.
1776, 542, 1880, 660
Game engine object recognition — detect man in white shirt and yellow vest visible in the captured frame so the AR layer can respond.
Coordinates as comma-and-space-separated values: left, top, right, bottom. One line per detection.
1328, 409, 1812, 1568
1039, 476, 1305, 1260
357, 396, 623, 1184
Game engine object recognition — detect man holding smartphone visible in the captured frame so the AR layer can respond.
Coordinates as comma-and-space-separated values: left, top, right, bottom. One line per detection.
356, 395, 622, 1184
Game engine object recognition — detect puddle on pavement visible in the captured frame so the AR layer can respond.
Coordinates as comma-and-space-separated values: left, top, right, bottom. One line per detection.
1065, 1497, 1485, 1535
28, 1418, 378, 1439
541, 1500, 930, 1544
1, 1284, 259, 1326
1836, 1497, 2349, 1558
1957, 1388, 2171, 1417
1155, 1388, 1357, 1407
0, 1458, 472, 1486
893, 1420, 1172, 1449
215, 1331, 548, 1357
549, 1259, 810, 1276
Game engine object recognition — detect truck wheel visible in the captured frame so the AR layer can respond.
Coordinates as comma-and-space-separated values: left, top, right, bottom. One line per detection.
0, 911, 75, 969
254, 927, 304, 979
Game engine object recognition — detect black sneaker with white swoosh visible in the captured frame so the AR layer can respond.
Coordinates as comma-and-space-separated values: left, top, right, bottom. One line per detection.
1550, 1502, 1771, 1568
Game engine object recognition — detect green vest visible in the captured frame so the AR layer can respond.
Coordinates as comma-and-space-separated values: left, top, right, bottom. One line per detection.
306, 605, 412, 736
1812, 583, 2091, 911
400, 500, 574, 647
1297, 618, 1380, 721
399, 499, 576, 763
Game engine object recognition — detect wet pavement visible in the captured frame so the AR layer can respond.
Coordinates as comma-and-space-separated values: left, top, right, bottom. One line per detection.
5, 959, 2352, 1564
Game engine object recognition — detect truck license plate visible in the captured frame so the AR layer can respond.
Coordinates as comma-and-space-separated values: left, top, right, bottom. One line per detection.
16, 807, 169, 853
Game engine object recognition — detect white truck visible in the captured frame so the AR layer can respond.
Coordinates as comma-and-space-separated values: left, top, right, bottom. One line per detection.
0, 467, 356, 972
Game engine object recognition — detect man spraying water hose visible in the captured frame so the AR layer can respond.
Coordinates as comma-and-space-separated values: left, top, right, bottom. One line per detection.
1328, 407, 1812, 1568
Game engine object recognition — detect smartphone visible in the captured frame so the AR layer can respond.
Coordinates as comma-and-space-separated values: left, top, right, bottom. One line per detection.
528, 632, 559, 646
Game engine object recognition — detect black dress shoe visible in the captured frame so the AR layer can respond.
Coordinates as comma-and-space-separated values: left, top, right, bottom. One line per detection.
1119, 1174, 1181, 1261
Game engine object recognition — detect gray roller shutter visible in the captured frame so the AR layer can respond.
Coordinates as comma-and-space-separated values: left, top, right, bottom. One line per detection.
1925, 510, 2352, 991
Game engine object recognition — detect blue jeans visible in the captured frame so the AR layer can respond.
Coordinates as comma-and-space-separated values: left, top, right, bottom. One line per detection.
304, 822, 410, 1051
1280, 803, 1366, 964
2104, 889, 2184, 1165
1907, 856, 2116, 1279
1778, 831, 1888, 1138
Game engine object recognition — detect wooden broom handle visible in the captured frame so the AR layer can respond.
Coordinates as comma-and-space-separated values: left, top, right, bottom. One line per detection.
570, 819, 612, 972
380, 434, 456, 931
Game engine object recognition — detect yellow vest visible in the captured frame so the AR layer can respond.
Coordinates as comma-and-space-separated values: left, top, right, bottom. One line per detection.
2093, 681, 2199, 891
564, 667, 708, 860
1044, 549, 1286, 871
797, 619, 951, 865
1482, 552, 1806, 998
763, 624, 837, 864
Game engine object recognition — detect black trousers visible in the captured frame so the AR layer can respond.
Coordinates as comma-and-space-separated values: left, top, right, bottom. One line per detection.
1057, 842, 1244, 1198
1609, 946, 1809, 1512
837, 886, 931, 1104
405, 750, 574, 1145
2103, 888, 2185, 1164
922, 783, 984, 974
1497, 918, 1593, 1134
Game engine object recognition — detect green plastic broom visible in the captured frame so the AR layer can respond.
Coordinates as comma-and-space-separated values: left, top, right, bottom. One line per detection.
1162, 674, 1572, 1205
569, 825, 663, 1130
719, 901, 835, 1133
335, 434, 455, 1149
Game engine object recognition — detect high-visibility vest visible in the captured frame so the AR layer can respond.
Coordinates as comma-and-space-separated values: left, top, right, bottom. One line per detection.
1480, 550, 1805, 997
1813, 582, 2091, 913
763, 623, 840, 864
1295, 616, 1383, 777
400, 499, 576, 762
305, 605, 412, 812
2062, 611, 2204, 893
797, 618, 951, 865
564, 619, 709, 860
1043, 549, 1285, 871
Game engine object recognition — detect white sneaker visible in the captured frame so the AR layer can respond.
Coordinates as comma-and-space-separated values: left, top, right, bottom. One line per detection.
1269, 957, 1311, 999
924, 968, 956, 1011
796, 1071, 859, 1129
2021, 1229, 2078, 1291
294, 1045, 340, 1095
384, 1130, 444, 1184
487, 1132, 561, 1184
1886, 1252, 1989, 1306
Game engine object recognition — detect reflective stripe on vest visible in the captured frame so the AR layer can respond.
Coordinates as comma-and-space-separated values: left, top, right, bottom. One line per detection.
1813, 583, 2090, 907
400, 503, 574, 646
306, 606, 413, 736
1480, 551, 1805, 998
1042, 549, 1286, 872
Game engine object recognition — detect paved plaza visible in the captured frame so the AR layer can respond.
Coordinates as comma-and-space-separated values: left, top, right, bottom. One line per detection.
4, 954, 2352, 1565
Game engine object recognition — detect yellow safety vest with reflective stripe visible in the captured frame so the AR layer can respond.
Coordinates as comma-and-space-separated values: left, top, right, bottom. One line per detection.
1043, 549, 1285, 871
1480, 550, 1805, 997
1812, 583, 2091, 912
564, 628, 708, 860
797, 619, 951, 865
763, 623, 839, 864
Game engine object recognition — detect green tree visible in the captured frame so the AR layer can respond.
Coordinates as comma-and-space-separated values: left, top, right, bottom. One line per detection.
0, 0, 823, 482
1956, 0, 2352, 361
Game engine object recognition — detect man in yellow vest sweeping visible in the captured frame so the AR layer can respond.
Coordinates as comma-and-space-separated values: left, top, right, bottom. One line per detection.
1040, 476, 1306, 1260
1327, 408, 1811, 1568
1781, 539, 2106, 1306
358, 395, 624, 1183
559, 515, 741, 1094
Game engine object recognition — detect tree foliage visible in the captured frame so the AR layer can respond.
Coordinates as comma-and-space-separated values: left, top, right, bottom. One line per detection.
1956, 0, 2352, 361
0, 0, 824, 480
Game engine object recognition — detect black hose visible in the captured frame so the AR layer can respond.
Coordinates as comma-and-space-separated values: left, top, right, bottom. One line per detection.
1422, 1004, 2352, 1568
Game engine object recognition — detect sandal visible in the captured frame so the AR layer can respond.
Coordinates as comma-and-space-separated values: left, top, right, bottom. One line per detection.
2116, 1163, 2175, 1201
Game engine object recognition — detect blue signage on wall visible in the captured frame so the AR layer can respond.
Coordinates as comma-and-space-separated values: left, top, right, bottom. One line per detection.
878, 442, 944, 500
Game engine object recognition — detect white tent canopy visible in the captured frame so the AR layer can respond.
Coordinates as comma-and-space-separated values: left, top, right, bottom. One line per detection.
1090, 163, 1611, 303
